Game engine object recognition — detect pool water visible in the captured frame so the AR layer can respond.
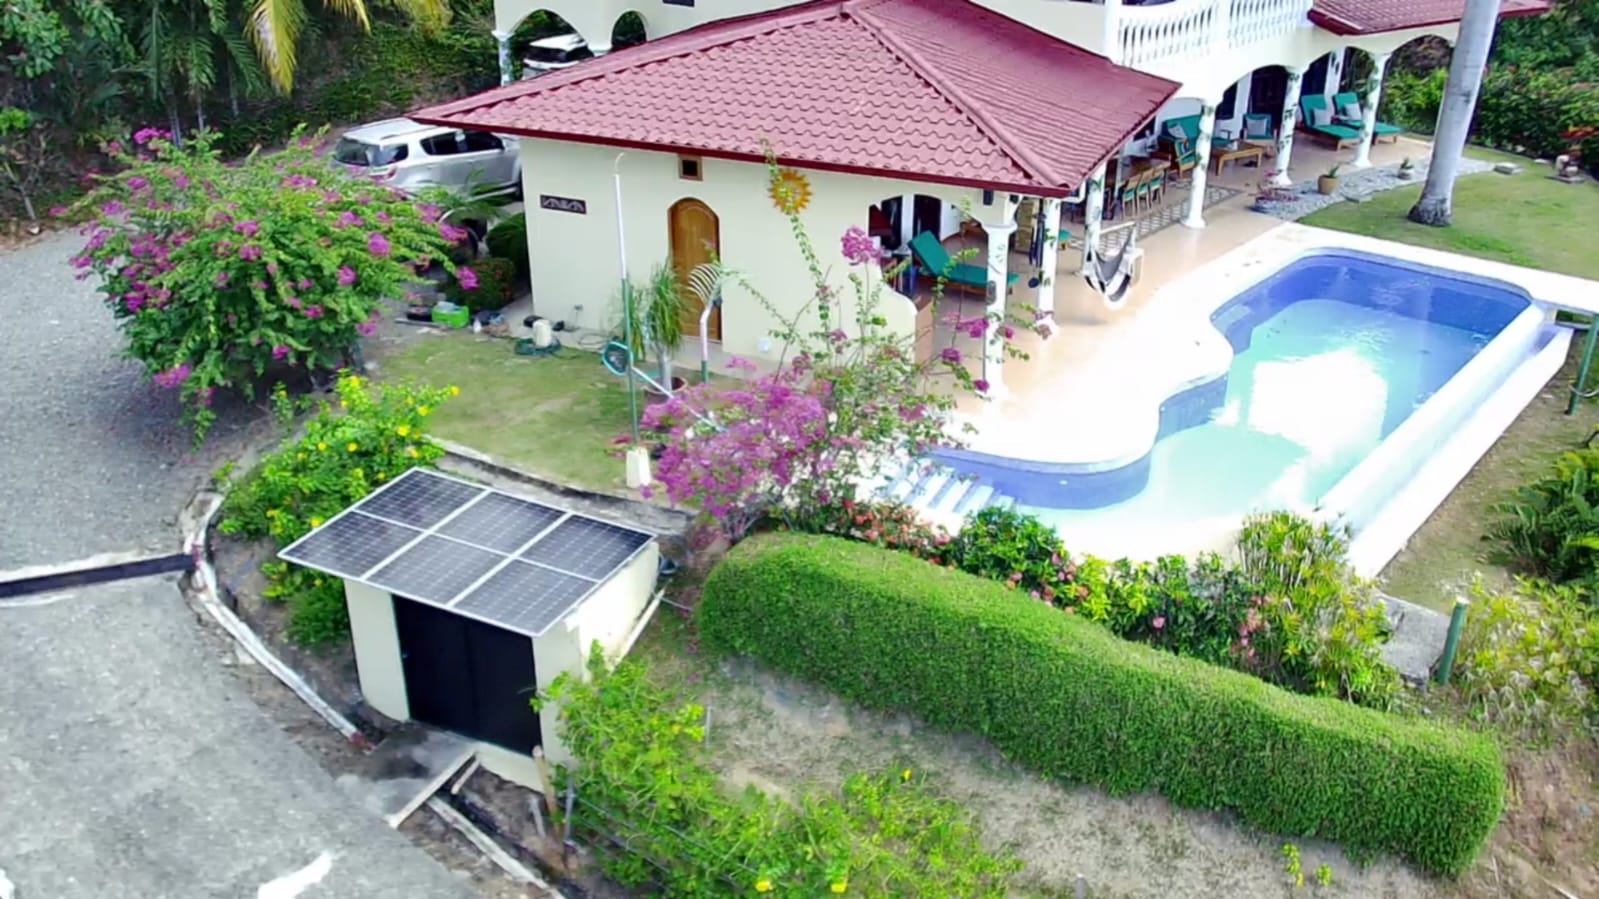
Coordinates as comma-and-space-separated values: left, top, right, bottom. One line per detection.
1023, 297, 1493, 530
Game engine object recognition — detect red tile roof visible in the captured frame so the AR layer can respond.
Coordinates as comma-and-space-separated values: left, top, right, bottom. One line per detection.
1309, 0, 1552, 35
410, 0, 1178, 198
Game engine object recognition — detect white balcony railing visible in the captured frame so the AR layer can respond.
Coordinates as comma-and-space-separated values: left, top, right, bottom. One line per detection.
1117, 0, 1312, 70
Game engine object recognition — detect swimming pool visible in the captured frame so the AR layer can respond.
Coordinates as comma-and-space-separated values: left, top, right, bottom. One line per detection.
888, 248, 1556, 563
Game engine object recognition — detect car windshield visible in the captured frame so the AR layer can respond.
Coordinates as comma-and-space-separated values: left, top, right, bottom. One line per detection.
333, 138, 405, 167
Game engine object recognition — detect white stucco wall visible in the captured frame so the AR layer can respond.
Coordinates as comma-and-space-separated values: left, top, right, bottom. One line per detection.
495, 0, 807, 47
343, 580, 408, 722
518, 139, 972, 364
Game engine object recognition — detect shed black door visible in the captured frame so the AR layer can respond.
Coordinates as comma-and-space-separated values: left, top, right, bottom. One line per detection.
393, 596, 543, 753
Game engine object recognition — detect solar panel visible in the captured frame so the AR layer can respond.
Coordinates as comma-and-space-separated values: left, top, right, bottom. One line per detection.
280, 512, 422, 580
436, 492, 565, 554
358, 469, 485, 529
455, 561, 597, 636
279, 467, 657, 636
522, 517, 652, 580
367, 535, 504, 604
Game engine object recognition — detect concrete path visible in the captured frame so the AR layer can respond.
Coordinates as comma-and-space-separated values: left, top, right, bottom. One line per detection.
0, 232, 477, 897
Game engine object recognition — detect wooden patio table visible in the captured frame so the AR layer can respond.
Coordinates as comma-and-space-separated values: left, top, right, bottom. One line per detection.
1211, 144, 1266, 176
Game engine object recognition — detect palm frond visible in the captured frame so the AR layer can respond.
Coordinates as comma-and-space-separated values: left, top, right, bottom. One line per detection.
319, 0, 371, 32
247, 0, 306, 92
384, 0, 449, 32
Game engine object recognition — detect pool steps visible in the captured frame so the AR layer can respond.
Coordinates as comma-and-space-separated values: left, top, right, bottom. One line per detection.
866, 460, 1014, 523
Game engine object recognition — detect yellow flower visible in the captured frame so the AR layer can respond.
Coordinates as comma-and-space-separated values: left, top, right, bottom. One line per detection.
265, 509, 278, 518
310, 517, 324, 528
900, 768, 912, 782
754, 880, 773, 893
406, 446, 419, 458
417, 405, 431, 416
316, 442, 327, 452
346, 442, 358, 452
346, 375, 361, 387
830, 882, 848, 894
296, 452, 306, 461
447, 385, 460, 396
396, 425, 411, 437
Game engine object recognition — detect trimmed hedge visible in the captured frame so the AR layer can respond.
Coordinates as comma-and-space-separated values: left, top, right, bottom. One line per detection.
699, 534, 1506, 877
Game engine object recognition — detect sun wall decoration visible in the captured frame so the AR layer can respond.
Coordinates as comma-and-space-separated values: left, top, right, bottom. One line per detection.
769, 168, 812, 214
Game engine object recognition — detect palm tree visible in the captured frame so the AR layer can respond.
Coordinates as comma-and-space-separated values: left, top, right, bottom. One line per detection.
138, 0, 264, 140
1408, 0, 1503, 226
247, 0, 448, 93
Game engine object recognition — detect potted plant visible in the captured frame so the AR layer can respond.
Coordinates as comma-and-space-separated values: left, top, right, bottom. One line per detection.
626, 263, 688, 400
1397, 157, 1415, 180
1317, 164, 1341, 195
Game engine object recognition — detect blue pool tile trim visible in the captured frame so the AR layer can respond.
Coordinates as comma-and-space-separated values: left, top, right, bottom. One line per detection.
922, 249, 1533, 511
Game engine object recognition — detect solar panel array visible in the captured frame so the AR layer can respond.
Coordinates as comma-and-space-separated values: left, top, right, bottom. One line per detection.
279, 467, 655, 637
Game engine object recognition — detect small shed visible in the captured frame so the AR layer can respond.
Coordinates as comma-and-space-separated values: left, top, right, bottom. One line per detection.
279, 467, 659, 783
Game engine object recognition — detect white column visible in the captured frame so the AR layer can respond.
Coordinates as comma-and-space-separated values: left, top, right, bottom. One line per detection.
1079, 163, 1106, 273
1183, 103, 1217, 230
1272, 68, 1304, 187
1352, 52, 1391, 169
492, 29, 513, 85
898, 193, 915, 247
1102, 0, 1123, 63
1036, 197, 1062, 323
982, 196, 1019, 397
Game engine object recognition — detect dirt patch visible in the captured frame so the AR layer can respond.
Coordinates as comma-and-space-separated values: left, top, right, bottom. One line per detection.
1380, 341, 1597, 612
1457, 742, 1599, 899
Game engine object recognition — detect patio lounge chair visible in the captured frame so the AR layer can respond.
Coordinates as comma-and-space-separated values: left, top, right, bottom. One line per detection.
1299, 95, 1361, 149
1242, 113, 1276, 154
909, 230, 1019, 296
1332, 92, 1402, 143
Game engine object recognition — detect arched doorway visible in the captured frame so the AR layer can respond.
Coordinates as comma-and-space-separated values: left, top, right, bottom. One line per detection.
669, 198, 721, 340
612, 11, 647, 50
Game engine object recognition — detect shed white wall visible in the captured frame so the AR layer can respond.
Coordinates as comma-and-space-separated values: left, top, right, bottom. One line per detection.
344, 580, 409, 722
518, 139, 969, 364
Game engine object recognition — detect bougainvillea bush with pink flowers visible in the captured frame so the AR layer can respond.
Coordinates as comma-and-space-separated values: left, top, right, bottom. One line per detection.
67, 127, 457, 439
640, 164, 1035, 544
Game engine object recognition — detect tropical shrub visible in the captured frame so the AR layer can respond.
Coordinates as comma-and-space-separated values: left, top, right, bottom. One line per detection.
641, 161, 1034, 544
788, 497, 955, 559
484, 212, 529, 277
1473, 66, 1599, 165
67, 127, 456, 439
542, 650, 1020, 897
443, 256, 516, 311
1454, 576, 1599, 739
1488, 448, 1599, 584
219, 375, 454, 643
699, 534, 1505, 878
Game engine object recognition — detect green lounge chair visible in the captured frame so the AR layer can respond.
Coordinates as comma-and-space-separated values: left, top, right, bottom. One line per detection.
909, 230, 1019, 296
1332, 92, 1402, 143
1299, 95, 1361, 149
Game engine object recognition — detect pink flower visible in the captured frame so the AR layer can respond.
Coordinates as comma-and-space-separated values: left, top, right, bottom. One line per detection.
133, 127, 169, 145
1153, 616, 1166, 630
152, 363, 193, 389
285, 296, 302, 309
236, 220, 260, 238
336, 211, 363, 228
101, 200, 124, 216
356, 321, 377, 336
418, 203, 442, 223
840, 226, 883, 265
214, 271, 230, 288
457, 266, 479, 290
297, 278, 312, 290
367, 232, 391, 257
337, 266, 358, 287
973, 378, 990, 393
127, 176, 149, 191
940, 347, 962, 363
1001, 324, 1016, 340
49, 205, 68, 217
272, 344, 290, 361
238, 245, 262, 261
438, 222, 470, 243
304, 305, 324, 319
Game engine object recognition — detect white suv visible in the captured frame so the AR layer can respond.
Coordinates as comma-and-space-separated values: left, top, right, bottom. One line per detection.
331, 119, 521, 197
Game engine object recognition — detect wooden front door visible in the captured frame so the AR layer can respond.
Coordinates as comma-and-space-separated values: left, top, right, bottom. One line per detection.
669, 198, 721, 340
1248, 66, 1288, 117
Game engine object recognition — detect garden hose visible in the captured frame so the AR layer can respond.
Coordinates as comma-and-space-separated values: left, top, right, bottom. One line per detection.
514, 336, 563, 357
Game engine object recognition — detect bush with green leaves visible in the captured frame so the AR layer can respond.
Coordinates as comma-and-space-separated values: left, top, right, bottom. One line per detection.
219, 375, 455, 643
541, 649, 1020, 897
67, 127, 456, 439
444, 256, 516, 312
1488, 448, 1599, 585
1454, 576, 1599, 739
699, 533, 1505, 878
484, 212, 528, 278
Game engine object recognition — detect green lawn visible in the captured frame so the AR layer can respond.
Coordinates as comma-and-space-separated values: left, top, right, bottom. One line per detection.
1301, 149, 1599, 280
378, 334, 637, 492
1299, 149, 1599, 609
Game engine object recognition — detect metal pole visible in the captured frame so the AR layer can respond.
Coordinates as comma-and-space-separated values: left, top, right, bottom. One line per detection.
1569, 317, 1598, 415
1434, 597, 1469, 685
614, 154, 641, 444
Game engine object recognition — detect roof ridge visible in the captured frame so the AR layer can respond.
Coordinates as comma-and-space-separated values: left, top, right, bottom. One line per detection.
850, 0, 1063, 188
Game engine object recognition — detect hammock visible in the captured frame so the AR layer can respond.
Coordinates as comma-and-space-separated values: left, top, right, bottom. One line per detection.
1082, 225, 1138, 308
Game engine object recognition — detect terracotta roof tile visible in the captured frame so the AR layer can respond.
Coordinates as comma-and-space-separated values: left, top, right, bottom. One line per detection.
411, 0, 1178, 197
1309, 0, 1552, 35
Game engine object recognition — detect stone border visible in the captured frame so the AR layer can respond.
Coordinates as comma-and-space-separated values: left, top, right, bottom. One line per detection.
1249, 157, 1498, 222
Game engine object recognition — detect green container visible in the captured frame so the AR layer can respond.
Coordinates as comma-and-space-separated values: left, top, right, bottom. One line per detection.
431, 304, 471, 329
